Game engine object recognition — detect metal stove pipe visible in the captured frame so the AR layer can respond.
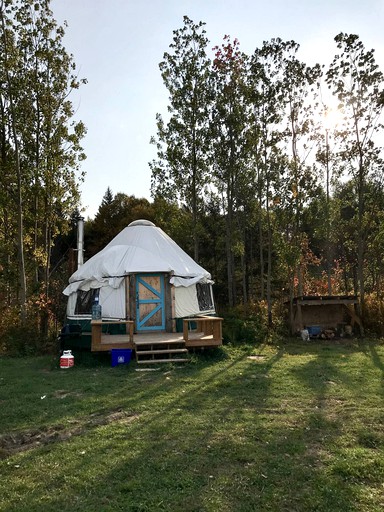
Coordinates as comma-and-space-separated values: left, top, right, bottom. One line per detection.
76, 216, 84, 268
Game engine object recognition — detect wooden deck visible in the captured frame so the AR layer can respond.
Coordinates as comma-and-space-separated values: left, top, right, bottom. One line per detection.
90, 317, 223, 354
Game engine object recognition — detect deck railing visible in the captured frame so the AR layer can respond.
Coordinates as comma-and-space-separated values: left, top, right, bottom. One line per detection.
91, 320, 134, 352
182, 316, 223, 347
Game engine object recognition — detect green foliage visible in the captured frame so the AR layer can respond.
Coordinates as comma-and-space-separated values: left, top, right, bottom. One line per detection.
148, 21, 384, 336
362, 293, 384, 336
85, 191, 155, 257
221, 301, 288, 344
0, 302, 58, 356
223, 316, 262, 344
0, 0, 86, 330
4, 12, 384, 341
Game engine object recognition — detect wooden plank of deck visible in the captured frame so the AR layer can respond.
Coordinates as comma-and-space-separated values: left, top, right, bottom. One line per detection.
185, 336, 222, 347
91, 320, 134, 352
135, 333, 184, 343
135, 338, 185, 346
137, 358, 189, 364
183, 317, 223, 347
91, 333, 134, 352
137, 349, 188, 355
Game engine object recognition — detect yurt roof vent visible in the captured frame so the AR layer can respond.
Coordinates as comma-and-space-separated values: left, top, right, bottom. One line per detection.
128, 219, 155, 227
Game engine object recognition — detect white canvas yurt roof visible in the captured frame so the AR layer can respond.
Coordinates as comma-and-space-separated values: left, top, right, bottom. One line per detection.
63, 220, 211, 295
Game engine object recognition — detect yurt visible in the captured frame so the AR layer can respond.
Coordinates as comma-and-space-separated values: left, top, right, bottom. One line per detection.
63, 220, 216, 334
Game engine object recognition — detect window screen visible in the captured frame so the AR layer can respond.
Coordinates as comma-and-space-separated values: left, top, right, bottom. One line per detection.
196, 283, 214, 311
75, 289, 99, 315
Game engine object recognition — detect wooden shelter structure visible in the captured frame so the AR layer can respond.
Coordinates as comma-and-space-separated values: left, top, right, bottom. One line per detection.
288, 295, 362, 336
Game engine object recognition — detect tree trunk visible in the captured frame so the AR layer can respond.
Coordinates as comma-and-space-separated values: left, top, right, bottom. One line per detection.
226, 208, 235, 307
266, 189, 273, 327
356, 152, 365, 336
289, 274, 295, 334
257, 166, 264, 300
258, 214, 264, 300
191, 126, 199, 262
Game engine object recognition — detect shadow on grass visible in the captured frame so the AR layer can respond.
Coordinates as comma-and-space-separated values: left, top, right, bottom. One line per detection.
367, 342, 384, 375
2, 343, 384, 511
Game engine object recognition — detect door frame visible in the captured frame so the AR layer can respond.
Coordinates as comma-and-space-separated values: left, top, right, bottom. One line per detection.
135, 273, 165, 332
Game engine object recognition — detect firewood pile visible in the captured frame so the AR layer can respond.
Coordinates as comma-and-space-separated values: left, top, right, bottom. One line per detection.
319, 329, 336, 340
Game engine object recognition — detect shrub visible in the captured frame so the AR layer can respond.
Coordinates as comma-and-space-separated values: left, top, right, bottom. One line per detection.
0, 301, 59, 356
363, 293, 384, 337
222, 316, 265, 344
220, 300, 286, 344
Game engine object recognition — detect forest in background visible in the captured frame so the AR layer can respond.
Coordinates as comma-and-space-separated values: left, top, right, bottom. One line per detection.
1, 4, 384, 353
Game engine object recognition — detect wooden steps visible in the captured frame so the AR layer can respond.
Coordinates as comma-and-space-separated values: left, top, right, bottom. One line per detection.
134, 338, 189, 365
136, 358, 189, 365
136, 349, 188, 355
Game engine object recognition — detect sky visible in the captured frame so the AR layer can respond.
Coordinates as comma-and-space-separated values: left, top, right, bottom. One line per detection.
50, 0, 384, 219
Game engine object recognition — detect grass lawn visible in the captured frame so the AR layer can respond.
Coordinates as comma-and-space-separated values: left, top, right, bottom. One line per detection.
1, 339, 384, 511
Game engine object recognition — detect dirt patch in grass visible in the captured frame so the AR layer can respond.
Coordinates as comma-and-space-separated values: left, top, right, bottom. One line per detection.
52, 389, 83, 399
0, 408, 139, 459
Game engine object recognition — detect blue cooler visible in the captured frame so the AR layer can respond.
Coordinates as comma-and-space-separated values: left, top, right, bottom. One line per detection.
111, 349, 132, 367
307, 325, 322, 337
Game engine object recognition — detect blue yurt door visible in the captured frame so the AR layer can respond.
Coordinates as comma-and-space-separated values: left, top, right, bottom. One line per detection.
135, 274, 165, 331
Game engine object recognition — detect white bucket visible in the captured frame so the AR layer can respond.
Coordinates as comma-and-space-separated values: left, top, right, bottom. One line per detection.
60, 350, 74, 369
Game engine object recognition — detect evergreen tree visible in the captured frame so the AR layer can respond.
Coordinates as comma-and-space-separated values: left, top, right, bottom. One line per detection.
86, 190, 155, 257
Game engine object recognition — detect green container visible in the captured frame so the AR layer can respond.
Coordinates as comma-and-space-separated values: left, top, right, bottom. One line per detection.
175, 317, 197, 333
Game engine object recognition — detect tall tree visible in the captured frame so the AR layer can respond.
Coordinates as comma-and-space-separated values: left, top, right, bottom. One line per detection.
150, 16, 212, 261
280, 41, 322, 301
0, 0, 86, 329
211, 36, 250, 307
0, 0, 27, 317
326, 33, 384, 329
248, 39, 288, 324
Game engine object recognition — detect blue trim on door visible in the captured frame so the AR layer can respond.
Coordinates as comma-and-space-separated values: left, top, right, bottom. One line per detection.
136, 274, 165, 331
